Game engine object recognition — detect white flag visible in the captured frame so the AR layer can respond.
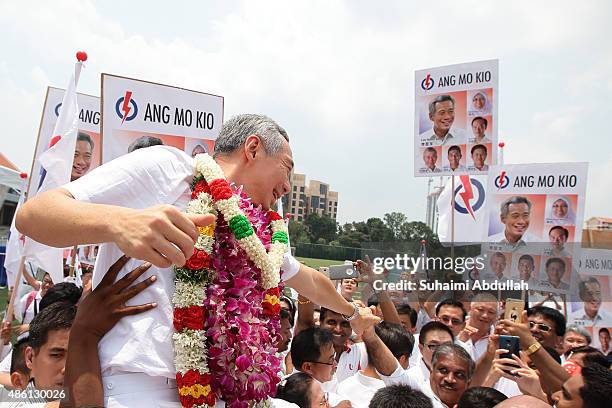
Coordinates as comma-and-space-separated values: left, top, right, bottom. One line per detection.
437, 175, 488, 243
4, 184, 27, 287
22, 60, 84, 284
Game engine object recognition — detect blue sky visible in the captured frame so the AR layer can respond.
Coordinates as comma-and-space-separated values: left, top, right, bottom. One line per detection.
1, 0, 611, 224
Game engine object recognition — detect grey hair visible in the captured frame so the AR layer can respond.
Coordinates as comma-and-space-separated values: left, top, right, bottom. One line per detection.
500, 196, 532, 217
431, 343, 475, 379
128, 136, 164, 153
213, 114, 289, 158
565, 325, 592, 344
429, 95, 455, 116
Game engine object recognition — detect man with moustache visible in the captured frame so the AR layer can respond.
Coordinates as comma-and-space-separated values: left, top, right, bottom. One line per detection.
489, 196, 536, 248
428, 344, 473, 408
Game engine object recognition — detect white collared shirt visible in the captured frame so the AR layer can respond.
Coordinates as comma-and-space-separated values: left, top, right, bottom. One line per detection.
336, 342, 368, 383
377, 363, 447, 408
569, 307, 612, 326
63, 146, 300, 378
489, 231, 537, 250
420, 128, 467, 146
337, 371, 385, 408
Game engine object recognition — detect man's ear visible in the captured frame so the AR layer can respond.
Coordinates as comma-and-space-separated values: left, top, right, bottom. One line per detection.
244, 135, 262, 161
301, 362, 313, 374
24, 346, 34, 371
10, 371, 28, 390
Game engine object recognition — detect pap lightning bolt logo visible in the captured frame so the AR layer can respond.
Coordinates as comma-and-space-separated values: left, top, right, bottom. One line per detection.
421, 73, 434, 90
497, 171, 506, 190
121, 91, 132, 125
458, 175, 476, 220
494, 170, 510, 190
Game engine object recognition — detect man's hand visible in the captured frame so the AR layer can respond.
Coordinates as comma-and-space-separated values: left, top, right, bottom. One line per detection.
0, 322, 10, 345
349, 305, 381, 336
458, 323, 479, 343
71, 255, 157, 340
333, 401, 352, 408
496, 310, 536, 346
493, 350, 546, 400
113, 205, 215, 268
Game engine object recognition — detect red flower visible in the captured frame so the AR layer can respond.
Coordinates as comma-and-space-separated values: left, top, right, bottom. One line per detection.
174, 306, 206, 331
268, 211, 282, 221
262, 301, 280, 317
191, 180, 210, 199
185, 249, 210, 270
177, 371, 215, 407
262, 287, 281, 317
208, 179, 233, 201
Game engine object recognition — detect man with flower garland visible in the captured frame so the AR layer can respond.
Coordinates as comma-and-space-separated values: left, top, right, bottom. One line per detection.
17, 114, 379, 408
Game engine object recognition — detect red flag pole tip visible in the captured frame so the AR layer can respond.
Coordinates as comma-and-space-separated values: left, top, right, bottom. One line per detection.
420, 239, 427, 245
498, 142, 505, 148
76, 51, 88, 62
19, 172, 28, 179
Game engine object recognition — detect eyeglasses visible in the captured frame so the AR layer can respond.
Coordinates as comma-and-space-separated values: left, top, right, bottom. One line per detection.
529, 321, 552, 332
439, 316, 464, 326
425, 341, 452, 351
308, 353, 337, 366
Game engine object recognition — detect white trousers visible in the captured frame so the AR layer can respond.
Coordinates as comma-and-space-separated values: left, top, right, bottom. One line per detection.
103, 373, 226, 408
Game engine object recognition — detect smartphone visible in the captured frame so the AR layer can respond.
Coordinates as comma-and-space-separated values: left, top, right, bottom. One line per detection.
504, 299, 525, 323
499, 335, 521, 360
329, 263, 357, 280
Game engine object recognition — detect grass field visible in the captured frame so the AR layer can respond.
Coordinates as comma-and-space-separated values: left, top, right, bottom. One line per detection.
295, 257, 338, 269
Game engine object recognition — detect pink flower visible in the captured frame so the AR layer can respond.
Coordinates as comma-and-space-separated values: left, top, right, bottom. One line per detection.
236, 354, 252, 372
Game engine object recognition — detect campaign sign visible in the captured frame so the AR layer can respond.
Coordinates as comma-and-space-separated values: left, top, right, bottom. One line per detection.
414, 60, 498, 177
29, 87, 101, 194
101, 74, 224, 163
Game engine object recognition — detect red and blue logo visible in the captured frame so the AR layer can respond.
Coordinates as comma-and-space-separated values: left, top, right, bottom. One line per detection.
453, 175, 485, 220
494, 171, 510, 190
421, 73, 434, 91
115, 91, 138, 124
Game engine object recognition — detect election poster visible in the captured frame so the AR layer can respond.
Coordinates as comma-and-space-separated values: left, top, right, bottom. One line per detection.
28, 87, 101, 195
481, 162, 588, 299
568, 248, 612, 328
101, 74, 224, 163
414, 59, 498, 177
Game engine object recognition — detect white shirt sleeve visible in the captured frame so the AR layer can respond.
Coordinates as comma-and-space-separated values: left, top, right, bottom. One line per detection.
63, 145, 194, 209
0, 349, 12, 374
13, 293, 28, 324
281, 253, 301, 282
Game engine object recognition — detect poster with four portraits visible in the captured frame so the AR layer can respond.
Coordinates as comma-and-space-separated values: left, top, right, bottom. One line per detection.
480, 162, 588, 313
414, 59, 498, 177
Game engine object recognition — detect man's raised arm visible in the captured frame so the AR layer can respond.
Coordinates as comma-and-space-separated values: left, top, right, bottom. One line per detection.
17, 188, 214, 268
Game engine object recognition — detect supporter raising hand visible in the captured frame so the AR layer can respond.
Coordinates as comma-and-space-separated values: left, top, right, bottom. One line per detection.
491, 349, 548, 402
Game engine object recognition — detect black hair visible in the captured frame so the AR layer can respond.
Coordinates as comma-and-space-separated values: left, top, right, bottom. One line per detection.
10, 337, 30, 375
470, 144, 487, 155
549, 225, 569, 239
290, 327, 334, 371
448, 145, 461, 155
369, 322, 414, 362
470, 116, 488, 128
319, 307, 346, 325
569, 346, 610, 369
457, 386, 507, 408
518, 254, 535, 265
77, 132, 94, 149
527, 305, 566, 336
599, 327, 610, 336
396, 303, 418, 328
276, 372, 315, 408
369, 385, 433, 408
419, 321, 454, 345
40, 282, 82, 311
280, 308, 294, 328
545, 257, 566, 270
279, 296, 296, 319
436, 299, 467, 321
28, 301, 77, 351
127, 136, 164, 153
580, 364, 612, 408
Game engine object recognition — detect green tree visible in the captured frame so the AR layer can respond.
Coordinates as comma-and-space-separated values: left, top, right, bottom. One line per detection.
288, 219, 311, 244
366, 217, 394, 242
303, 213, 338, 244
384, 212, 407, 240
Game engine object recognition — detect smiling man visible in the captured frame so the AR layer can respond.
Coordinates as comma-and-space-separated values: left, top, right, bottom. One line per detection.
419, 95, 466, 146
71, 132, 94, 181
429, 344, 473, 408
16, 114, 378, 407
489, 196, 535, 247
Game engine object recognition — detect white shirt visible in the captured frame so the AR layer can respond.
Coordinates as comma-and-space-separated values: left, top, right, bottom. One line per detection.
447, 164, 467, 172
0, 349, 12, 374
489, 231, 538, 250
462, 333, 490, 362
569, 307, 612, 326
494, 377, 522, 398
14, 290, 42, 324
377, 363, 447, 408
470, 164, 489, 172
420, 128, 467, 146
337, 371, 385, 408
336, 342, 368, 383
469, 135, 491, 144
63, 146, 300, 378
420, 166, 442, 174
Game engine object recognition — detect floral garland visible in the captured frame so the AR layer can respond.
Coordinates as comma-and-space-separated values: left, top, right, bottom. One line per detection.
173, 153, 289, 408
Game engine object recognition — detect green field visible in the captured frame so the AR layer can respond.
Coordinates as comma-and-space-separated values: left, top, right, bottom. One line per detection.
295, 257, 337, 269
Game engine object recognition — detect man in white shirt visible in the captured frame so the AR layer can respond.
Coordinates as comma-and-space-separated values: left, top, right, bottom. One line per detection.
516, 254, 539, 289
480, 252, 510, 283
458, 292, 498, 362
469, 117, 491, 144
489, 196, 537, 249
540, 257, 570, 291
570, 277, 612, 326
446, 145, 466, 172
421, 147, 442, 173
419, 95, 466, 146
16, 114, 378, 407
14, 273, 54, 325
337, 322, 413, 408
470, 144, 489, 172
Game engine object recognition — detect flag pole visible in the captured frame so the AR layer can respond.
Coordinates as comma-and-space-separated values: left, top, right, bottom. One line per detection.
450, 175, 455, 260
68, 245, 78, 278
3, 257, 25, 324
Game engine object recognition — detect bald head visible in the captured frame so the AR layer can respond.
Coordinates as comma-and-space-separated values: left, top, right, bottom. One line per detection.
494, 395, 551, 408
